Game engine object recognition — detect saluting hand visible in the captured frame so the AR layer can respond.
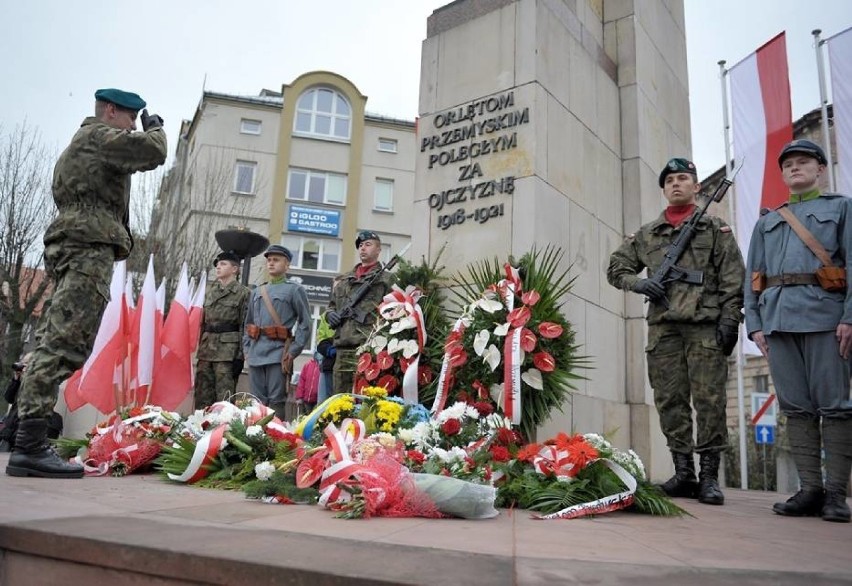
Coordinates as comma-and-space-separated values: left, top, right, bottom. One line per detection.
837, 323, 852, 359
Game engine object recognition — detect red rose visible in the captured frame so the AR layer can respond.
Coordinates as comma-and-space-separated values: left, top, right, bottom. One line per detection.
473, 401, 494, 416
356, 353, 372, 373
406, 450, 426, 465
538, 322, 564, 339
490, 445, 511, 462
441, 418, 462, 436
533, 351, 556, 372
520, 327, 537, 352
521, 290, 541, 306
507, 306, 531, 328
376, 350, 393, 371
496, 427, 519, 446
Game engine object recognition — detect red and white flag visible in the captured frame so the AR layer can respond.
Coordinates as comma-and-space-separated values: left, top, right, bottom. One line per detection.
131, 255, 158, 403
188, 271, 207, 355
152, 262, 193, 410
829, 26, 852, 194
64, 261, 129, 413
730, 32, 792, 355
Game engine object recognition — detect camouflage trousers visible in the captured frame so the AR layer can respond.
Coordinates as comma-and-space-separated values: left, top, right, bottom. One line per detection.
194, 360, 236, 409
646, 322, 729, 454
18, 243, 113, 419
332, 348, 358, 395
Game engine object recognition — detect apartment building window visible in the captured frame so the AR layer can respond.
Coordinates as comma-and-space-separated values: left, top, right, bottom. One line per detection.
380, 243, 394, 264
373, 178, 394, 212
240, 118, 262, 135
288, 168, 346, 205
754, 374, 769, 394
233, 160, 257, 194
282, 235, 341, 272
378, 138, 398, 153
294, 88, 351, 140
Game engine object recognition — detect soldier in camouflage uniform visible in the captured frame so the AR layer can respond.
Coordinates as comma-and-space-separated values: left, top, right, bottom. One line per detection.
326, 231, 394, 394
607, 158, 745, 505
6, 88, 167, 479
194, 251, 250, 408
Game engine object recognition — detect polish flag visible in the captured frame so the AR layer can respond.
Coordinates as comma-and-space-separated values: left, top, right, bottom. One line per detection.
730, 32, 792, 356
64, 261, 129, 413
152, 263, 192, 410
828, 26, 852, 193
131, 256, 158, 404
188, 271, 207, 355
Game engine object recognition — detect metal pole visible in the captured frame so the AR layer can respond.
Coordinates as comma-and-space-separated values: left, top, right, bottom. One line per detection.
719, 59, 749, 490
813, 29, 836, 191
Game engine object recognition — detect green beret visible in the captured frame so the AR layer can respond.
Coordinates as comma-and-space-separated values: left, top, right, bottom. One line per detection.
658, 157, 697, 187
94, 88, 146, 111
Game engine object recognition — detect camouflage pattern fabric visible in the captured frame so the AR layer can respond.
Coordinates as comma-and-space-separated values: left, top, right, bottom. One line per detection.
332, 348, 357, 395
194, 360, 237, 407
327, 263, 394, 349
646, 322, 729, 453
16, 117, 167, 418
196, 280, 249, 362
17, 244, 114, 418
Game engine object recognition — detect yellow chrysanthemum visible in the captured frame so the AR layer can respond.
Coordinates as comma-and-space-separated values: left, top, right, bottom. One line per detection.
363, 386, 389, 399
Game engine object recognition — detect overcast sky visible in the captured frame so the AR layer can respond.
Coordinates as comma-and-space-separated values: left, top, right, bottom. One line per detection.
2, 0, 851, 184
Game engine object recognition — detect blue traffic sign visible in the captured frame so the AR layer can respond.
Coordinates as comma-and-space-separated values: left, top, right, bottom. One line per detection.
755, 425, 775, 445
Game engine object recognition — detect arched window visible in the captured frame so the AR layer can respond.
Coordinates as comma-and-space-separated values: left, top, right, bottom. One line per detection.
294, 88, 351, 140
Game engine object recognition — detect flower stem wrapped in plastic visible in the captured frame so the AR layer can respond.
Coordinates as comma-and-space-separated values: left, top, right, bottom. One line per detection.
410, 473, 499, 519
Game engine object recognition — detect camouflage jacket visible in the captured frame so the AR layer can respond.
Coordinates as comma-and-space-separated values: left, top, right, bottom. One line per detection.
47, 117, 167, 260
196, 279, 250, 362
607, 210, 745, 325
328, 263, 395, 349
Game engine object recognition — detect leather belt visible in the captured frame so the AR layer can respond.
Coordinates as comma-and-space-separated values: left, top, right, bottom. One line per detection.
765, 273, 819, 288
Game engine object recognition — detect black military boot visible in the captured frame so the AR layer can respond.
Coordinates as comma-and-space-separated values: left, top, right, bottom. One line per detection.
697, 451, 725, 505
659, 451, 699, 498
773, 416, 823, 516
821, 418, 851, 523
5, 418, 84, 479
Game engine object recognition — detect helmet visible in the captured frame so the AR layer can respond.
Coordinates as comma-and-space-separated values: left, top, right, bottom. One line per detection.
778, 139, 827, 167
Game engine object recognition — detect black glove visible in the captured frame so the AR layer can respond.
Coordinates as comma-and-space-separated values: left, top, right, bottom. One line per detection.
632, 279, 666, 302
140, 108, 164, 131
716, 319, 740, 356
326, 311, 342, 329
231, 358, 244, 380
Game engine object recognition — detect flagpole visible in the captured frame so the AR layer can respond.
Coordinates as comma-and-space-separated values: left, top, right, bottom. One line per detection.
813, 29, 836, 191
719, 59, 749, 490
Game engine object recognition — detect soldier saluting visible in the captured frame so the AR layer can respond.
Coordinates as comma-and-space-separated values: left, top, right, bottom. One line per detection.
607, 158, 745, 506
6, 89, 167, 479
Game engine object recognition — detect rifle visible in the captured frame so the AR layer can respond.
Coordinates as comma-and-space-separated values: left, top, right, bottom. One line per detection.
335, 242, 412, 325
648, 159, 744, 308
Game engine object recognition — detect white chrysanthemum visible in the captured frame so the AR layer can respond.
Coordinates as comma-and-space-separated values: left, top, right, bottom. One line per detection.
255, 461, 275, 481
411, 421, 437, 449
464, 405, 480, 420
397, 427, 415, 444
583, 433, 611, 451
628, 449, 646, 480
371, 432, 397, 448
436, 402, 467, 423
431, 446, 467, 463
246, 425, 263, 438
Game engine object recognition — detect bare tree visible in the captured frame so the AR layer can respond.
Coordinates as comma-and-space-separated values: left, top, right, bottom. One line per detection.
0, 123, 55, 386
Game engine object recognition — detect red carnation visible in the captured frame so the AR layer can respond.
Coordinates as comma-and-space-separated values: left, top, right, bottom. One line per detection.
490, 445, 511, 462
538, 322, 564, 339
533, 351, 556, 372
507, 306, 531, 328
520, 327, 537, 352
356, 353, 372, 373
496, 427, 519, 446
441, 418, 462, 436
376, 350, 393, 371
521, 290, 541, 306
406, 450, 426, 465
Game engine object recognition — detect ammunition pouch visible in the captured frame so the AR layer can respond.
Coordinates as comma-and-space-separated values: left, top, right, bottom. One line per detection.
204, 322, 240, 334
751, 272, 767, 293
245, 324, 260, 340
815, 266, 847, 292
667, 265, 704, 285
262, 325, 291, 341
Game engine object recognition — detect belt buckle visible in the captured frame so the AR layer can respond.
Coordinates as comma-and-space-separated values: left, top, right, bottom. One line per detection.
780, 274, 793, 285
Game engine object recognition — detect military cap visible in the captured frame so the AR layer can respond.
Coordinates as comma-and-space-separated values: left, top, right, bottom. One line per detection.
94, 88, 147, 111
778, 139, 827, 167
214, 250, 241, 267
658, 158, 698, 187
355, 230, 381, 249
264, 244, 292, 261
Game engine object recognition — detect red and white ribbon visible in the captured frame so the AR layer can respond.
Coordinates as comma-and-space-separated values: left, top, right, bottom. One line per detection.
432, 317, 465, 414
379, 285, 427, 405
317, 420, 367, 506
499, 279, 522, 425
532, 460, 637, 520
167, 424, 228, 483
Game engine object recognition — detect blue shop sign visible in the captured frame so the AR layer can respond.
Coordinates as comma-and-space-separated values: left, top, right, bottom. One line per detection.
287, 205, 340, 236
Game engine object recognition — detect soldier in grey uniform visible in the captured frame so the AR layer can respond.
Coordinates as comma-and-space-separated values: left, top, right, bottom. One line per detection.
326, 231, 394, 394
194, 251, 250, 408
6, 88, 167, 479
243, 245, 311, 419
607, 158, 745, 505
745, 140, 852, 523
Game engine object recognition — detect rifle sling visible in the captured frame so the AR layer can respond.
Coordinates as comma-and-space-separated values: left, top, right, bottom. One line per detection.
776, 207, 833, 267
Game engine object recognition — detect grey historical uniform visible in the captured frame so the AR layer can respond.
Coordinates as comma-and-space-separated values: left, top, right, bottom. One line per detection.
7, 88, 166, 479
745, 140, 852, 522
607, 157, 745, 505
243, 278, 311, 411
194, 277, 250, 407
327, 263, 394, 394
